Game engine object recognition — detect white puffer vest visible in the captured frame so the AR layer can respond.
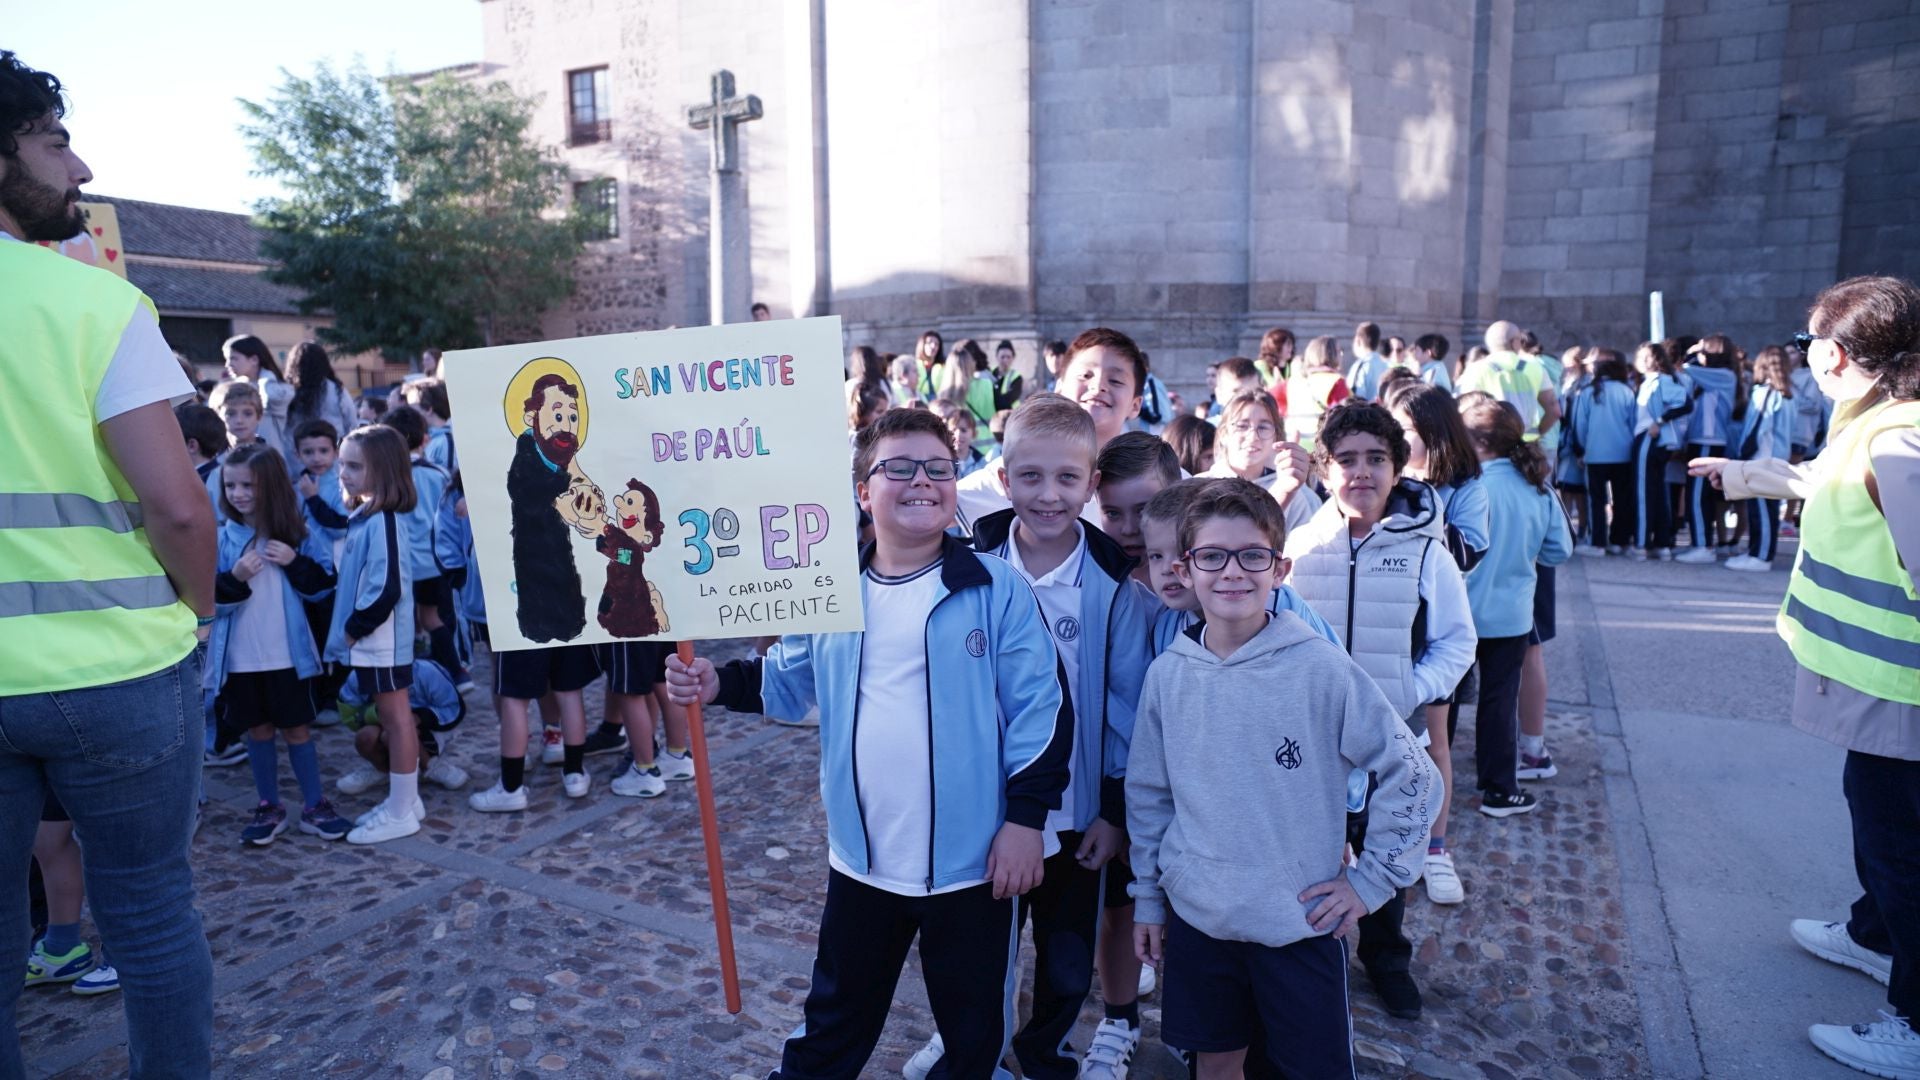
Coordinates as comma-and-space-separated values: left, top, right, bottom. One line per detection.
1284, 479, 1446, 720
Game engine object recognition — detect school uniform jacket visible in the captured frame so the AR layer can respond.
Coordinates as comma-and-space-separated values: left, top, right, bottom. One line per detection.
712, 534, 1073, 892
1636, 372, 1694, 452
969, 509, 1157, 829
205, 521, 336, 690
1570, 379, 1639, 465
1739, 385, 1796, 461
324, 507, 414, 668
302, 463, 351, 540
1683, 364, 1739, 447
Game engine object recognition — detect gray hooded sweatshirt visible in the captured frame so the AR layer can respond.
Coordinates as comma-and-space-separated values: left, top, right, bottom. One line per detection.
1126, 611, 1436, 948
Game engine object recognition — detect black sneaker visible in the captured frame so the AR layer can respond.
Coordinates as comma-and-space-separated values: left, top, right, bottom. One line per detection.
240, 802, 289, 846
1479, 789, 1539, 818
1367, 966, 1423, 1020
581, 725, 629, 757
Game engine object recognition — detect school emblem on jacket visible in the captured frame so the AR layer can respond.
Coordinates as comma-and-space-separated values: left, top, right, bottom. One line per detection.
1275, 737, 1303, 770
966, 629, 987, 657
1054, 615, 1081, 643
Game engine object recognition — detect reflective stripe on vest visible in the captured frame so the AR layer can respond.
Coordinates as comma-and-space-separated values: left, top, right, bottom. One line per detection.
0, 492, 146, 532
0, 241, 193, 696
1778, 397, 1920, 705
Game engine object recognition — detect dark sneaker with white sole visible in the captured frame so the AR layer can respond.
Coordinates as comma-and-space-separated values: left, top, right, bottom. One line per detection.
581, 725, 630, 757
1517, 753, 1558, 781
240, 802, 289, 846
1479, 789, 1539, 817
299, 799, 353, 841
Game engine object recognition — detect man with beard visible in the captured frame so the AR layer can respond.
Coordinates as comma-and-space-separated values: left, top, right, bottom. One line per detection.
0, 51, 217, 1076
509, 371, 598, 641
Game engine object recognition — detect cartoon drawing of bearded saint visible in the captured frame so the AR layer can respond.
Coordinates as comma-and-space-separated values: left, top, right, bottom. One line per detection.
507, 371, 603, 641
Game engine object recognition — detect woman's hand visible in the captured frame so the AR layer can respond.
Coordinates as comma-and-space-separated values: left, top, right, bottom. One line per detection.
1688, 456, 1731, 490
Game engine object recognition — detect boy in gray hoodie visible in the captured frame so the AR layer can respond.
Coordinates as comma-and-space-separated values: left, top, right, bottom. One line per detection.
1127, 478, 1436, 1080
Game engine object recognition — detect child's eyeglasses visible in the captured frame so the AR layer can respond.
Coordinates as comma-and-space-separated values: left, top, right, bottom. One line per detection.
867, 457, 960, 482
1792, 332, 1821, 352
1184, 546, 1280, 573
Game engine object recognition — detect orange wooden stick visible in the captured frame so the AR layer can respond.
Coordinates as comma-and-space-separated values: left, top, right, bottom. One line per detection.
678, 639, 743, 1014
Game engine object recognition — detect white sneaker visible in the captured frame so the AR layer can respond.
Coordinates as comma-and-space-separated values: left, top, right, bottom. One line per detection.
902, 1033, 944, 1080
1424, 850, 1465, 904
336, 762, 383, 796
1573, 544, 1608, 558
611, 763, 667, 798
1675, 547, 1719, 564
1080, 1017, 1141, 1078
540, 729, 564, 765
1628, 547, 1649, 561
1810, 1013, 1920, 1080
1792, 919, 1892, 985
1137, 962, 1156, 997
1725, 554, 1772, 572
354, 794, 425, 826
424, 757, 470, 790
346, 801, 420, 844
468, 781, 529, 813
657, 747, 696, 781
1605, 544, 1625, 556
563, 770, 591, 798
1655, 547, 1675, 562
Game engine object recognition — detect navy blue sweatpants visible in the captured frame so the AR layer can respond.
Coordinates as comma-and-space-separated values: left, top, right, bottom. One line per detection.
772, 870, 1018, 1080
1844, 751, 1920, 1021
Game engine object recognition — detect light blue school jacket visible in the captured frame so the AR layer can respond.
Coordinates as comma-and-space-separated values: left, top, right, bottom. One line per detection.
1571, 378, 1639, 465
1464, 459, 1572, 638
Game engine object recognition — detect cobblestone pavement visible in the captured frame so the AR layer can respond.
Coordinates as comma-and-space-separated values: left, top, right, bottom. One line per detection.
22, 634, 1646, 1079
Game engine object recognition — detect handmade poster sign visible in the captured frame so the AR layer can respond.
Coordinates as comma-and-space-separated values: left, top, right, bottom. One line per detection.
443, 316, 864, 652
37, 202, 126, 279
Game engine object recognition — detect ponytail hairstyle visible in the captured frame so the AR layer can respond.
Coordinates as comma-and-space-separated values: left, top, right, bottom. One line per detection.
1752, 345, 1794, 398
1809, 275, 1920, 402
222, 334, 284, 379
1460, 396, 1551, 491
220, 445, 307, 547
1692, 333, 1749, 421
1636, 340, 1676, 377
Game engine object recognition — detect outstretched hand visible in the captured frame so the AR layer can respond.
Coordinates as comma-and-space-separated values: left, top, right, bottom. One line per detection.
1271, 441, 1310, 503
1688, 456, 1730, 489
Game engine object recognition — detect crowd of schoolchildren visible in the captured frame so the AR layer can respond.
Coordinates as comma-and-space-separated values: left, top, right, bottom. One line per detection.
28, 318, 1822, 1078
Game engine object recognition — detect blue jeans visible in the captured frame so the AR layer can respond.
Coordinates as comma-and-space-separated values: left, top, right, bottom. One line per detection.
0, 656, 212, 1079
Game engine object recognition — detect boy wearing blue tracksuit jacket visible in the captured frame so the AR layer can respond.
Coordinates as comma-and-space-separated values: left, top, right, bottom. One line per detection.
952, 395, 1153, 1080
667, 408, 1071, 1080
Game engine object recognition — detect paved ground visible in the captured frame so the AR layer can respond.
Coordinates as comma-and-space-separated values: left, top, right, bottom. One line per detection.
17, 543, 1884, 1078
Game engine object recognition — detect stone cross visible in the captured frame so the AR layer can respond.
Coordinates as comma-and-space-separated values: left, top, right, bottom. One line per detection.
687, 70, 763, 325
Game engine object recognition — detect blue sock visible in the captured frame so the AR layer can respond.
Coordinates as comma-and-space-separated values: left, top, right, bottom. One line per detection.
286, 740, 324, 810
42, 922, 80, 954
1429, 834, 1447, 853
246, 737, 279, 805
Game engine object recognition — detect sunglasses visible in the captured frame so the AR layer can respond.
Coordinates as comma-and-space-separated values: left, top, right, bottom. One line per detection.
867, 457, 959, 482
1184, 546, 1281, 573
1792, 332, 1821, 352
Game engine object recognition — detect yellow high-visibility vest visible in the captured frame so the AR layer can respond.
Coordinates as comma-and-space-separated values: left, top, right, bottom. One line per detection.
0, 241, 194, 695
1778, 396, 1920, 705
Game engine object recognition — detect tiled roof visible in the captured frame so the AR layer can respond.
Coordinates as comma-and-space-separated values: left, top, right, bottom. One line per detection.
85, 194, 270, 265
127, 262, 308, 316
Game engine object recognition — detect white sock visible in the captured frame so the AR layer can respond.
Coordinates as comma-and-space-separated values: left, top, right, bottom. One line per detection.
389, 769, 420, 814
1520, 734, 1546, 758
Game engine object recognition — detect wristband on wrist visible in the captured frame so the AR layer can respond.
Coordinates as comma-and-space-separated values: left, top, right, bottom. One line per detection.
196, 614, 216, 627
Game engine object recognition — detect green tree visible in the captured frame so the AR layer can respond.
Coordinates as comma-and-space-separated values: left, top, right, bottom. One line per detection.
240, 63, 584, 354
